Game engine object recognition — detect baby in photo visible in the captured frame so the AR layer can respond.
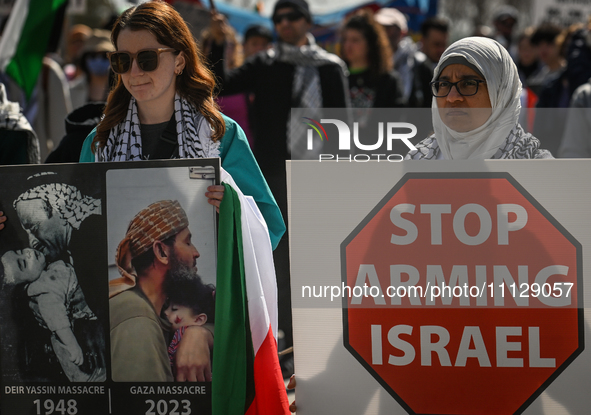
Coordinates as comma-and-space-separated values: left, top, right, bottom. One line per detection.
1, 248, 97, 376
163, 271, 215, 374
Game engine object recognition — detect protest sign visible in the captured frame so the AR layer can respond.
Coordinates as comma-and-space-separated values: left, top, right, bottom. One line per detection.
289, 160, 590, 415
0, 159, 219, 415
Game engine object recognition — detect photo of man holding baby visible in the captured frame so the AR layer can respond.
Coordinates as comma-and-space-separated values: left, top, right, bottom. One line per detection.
0, 170, 108, 383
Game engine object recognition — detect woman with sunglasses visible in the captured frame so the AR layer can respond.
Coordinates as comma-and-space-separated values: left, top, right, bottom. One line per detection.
406, 37, 553, 160
78, 1, 283, 243
76, 0, 284, 383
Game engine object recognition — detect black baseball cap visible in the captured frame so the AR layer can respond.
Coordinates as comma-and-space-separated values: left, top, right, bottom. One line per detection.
272, 0, 312, 23
244, 25, 273, 42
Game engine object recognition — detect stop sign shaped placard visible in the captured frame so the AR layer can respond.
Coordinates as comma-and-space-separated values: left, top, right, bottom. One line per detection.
342, 173, 583, 415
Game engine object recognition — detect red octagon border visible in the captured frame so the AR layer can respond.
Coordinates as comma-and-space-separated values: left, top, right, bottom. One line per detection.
341, 172, 584, 415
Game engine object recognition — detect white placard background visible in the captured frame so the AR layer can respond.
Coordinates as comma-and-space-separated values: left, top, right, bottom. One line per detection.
289, 160, 591, 415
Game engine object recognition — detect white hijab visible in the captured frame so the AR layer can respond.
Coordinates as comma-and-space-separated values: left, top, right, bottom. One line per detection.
432, 37, 522, 160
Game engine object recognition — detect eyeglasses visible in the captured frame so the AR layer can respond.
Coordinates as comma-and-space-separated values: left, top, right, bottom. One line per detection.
430, 79, 486, 97
272, 11, 305, 24
107, 48, 177, 74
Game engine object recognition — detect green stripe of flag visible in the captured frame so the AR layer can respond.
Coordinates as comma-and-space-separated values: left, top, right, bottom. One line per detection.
213, 183, 255, 414
4, 0, 67, 99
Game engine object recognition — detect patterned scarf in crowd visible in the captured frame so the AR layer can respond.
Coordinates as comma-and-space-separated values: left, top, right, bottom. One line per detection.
405, 123, 553, 160
110, 200, 189, 298
97, 94, 219, 162
270, 34, 348, 158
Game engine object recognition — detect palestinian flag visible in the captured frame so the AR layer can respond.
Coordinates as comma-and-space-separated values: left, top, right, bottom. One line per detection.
0, 0, 67, 99
213, 171, 290, 415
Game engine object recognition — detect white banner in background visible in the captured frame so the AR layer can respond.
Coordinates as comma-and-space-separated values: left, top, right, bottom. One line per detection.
532, 0, 591, 26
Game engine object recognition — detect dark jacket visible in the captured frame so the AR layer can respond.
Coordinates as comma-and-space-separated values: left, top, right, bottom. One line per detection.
45, 102, 104, 163
533, 69, 569, 156
408, 51, 435, 108
210, 42, 349, 178
348, 69, 405, 108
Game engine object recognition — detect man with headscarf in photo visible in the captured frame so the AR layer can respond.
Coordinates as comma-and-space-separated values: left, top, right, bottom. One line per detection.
14, 180, 102, 263
109, 200, 213, 382
405, 37, 553, 160
5, 174, 106, 381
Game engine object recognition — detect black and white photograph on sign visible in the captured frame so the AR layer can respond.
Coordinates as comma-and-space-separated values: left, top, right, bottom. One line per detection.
0, 167, 108, 384
106, 165, 217, 383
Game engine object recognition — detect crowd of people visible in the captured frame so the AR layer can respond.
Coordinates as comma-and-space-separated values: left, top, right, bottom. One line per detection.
1, 0, 591, 392
2, 2, 591, 165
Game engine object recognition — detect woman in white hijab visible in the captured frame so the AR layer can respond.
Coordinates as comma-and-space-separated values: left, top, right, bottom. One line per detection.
406, 36, 553, 160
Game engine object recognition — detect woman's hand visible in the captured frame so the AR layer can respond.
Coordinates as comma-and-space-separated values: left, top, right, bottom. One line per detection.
288, 375, 297, 413
0, 211, 6, 231
206, 185, 225, 213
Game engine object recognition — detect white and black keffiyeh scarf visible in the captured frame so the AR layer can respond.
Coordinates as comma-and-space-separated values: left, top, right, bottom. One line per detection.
406, 124, 553, 160
96, 94, 219, 161
15, 183, 101, 230
274, 34, 348, 91
269, 34, 349, 157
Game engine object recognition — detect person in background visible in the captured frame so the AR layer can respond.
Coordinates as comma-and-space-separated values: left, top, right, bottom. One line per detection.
69, 29, 115, 110
243, 24, 273, 58
45, 102, 105, 163
558, 77, 591, 157
63, 24, 92, 82
409, 16, 449, 107
406, 37, 553, 160
515, 28, 543, 133
492, 5, 519, 60
204, 23, 273, 148
0, 84, 40, 165
32, 55, 73, 161
201, 16, 243, 74
419, 17, 449, 69
516, 27, 543, 92
242, 24, 274, 145
530, 23, 565, 87
47, 30, 114, 163
340, 10, 404, 108
374, 7, 416, 103
533, 22, 591, 155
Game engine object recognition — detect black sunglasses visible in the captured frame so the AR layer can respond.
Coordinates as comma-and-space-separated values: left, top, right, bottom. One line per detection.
272, 11, 305, 24
107, 48, 177, 74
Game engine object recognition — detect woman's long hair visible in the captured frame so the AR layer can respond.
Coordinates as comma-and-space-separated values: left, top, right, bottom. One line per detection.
341, 10, 393, 81
93, 0, 225, 152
